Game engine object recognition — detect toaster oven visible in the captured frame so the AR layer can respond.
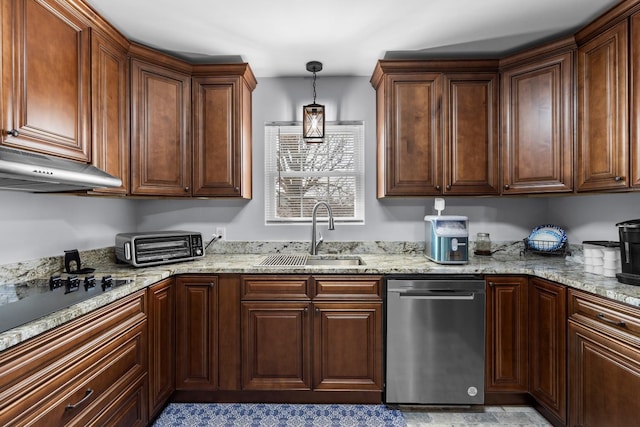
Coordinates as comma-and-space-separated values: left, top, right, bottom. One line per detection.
115, 231, 205, 267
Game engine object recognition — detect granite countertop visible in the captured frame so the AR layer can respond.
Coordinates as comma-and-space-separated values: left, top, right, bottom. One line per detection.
1, 240, 639, 352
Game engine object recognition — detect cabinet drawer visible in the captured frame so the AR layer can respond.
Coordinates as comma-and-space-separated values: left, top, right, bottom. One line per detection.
568, 289, 640, 347
0, 290, 146, 399
313, 276, 382, 300
241, 275, 310, 300
0, 321, 146, 426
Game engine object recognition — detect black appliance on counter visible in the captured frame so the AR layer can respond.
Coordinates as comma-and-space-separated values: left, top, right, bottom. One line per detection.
617, 219, 640, 286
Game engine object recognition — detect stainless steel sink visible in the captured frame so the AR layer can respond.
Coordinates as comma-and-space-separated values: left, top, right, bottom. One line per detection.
257, 254, 365, 267
304, 256, 365, 266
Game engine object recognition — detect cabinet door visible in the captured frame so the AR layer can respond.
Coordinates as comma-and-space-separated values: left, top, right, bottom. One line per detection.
443, 73, 499, 195
1, 0, 90, 161
148, 278, 175, 419
379, 73, 442, 196
577, 21, 629, 191
631, 12, 640, 188
241, 301, 311, 390
485, 276, 529, 392
192, 75, 250, 198
502, 52, 574, 194
176, 276, 218, 390
90, 30, 129, 195
313, 302, 382, 391
130, 59, 191, 196
529, 278, 567, 425
568, 321, 640, 427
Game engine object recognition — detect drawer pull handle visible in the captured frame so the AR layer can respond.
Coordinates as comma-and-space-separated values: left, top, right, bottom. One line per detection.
597, 313, 626, 327
65, 388, 93, 410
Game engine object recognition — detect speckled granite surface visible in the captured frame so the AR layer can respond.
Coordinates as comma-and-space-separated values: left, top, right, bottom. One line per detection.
0, 240, 638, 352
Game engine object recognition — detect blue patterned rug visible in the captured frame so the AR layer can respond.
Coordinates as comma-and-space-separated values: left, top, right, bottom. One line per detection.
153, 403, 406, 426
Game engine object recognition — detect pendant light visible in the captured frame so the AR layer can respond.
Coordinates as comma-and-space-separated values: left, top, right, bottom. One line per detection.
303, 61, 325, 143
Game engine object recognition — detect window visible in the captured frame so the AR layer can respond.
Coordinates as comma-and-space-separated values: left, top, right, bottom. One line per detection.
265, 121, 364, 223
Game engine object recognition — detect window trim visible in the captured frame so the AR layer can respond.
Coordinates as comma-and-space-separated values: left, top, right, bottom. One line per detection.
264, 120, 365, 225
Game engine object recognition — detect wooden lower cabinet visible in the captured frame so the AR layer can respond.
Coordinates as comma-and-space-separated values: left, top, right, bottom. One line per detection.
242, 301, 312, 390
568, 289, 640, 427
313, 302, 382, 391
240, 275, 383, 398
0, 291, 148, 427
148, 278, 175, 419
529, 278, 567, 425
485, 275, 529, 392
176, 275, 219, 390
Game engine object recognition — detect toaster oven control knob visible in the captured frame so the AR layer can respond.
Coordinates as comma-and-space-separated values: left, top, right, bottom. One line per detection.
195, 248, 202, 256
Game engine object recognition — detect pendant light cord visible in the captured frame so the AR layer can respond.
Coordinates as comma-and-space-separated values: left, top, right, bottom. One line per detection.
312, 71, 317, 104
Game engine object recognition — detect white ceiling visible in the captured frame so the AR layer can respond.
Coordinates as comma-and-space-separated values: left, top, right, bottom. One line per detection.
84, 0, 620, 77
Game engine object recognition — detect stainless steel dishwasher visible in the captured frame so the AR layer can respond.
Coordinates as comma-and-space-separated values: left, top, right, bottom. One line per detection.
385, 276, 486, 405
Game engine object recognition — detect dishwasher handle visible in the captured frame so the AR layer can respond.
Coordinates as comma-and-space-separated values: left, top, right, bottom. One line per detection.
395, 291, 476, 300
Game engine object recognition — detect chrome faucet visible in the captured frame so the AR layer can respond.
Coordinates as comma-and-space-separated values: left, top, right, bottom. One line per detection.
310, 201, 335, 255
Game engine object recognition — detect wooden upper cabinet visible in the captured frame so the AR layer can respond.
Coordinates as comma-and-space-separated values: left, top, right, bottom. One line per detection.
192, 65, 256, 198
632, 12, 640, 188
577, 20, 629, 191
443, 73, 499, 195
130, 53, 191, 196
375, 71, 442, 197
501, 43, 574, 194
1, 0, 91, 161
371, 61, 499, 197
90, 29, 129, 195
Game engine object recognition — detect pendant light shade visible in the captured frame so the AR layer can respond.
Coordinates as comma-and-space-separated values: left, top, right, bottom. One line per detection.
303, 61, 325, 143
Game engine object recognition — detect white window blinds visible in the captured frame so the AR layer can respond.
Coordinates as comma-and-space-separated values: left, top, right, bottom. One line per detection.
265, 122, 365, 223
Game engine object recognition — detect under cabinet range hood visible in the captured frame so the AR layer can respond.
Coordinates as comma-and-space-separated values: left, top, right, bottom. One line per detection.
0, 146, 122, 192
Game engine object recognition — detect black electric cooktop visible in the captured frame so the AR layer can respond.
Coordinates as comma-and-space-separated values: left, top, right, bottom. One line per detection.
0, 274, 131, 334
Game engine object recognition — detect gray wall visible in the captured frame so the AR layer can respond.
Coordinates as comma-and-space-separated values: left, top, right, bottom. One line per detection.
1, 75, 638, 264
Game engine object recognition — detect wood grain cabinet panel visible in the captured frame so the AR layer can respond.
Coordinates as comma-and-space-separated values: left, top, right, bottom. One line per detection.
0, 291, 147, 426
501, 50, 574, 194
1, 0, 91, 160
568, 289, 640, 427
376, 72, 442, 196
529, 278, 567, 425
90, 29, 129, 195
577, 20, 629, 191
313, 302, 382, 391
443, 73, 499, 195
176, 276, 219, 390
192, 66, 255, 198
485, 276, 529, 392
241, 301, 312, 390
148, 278, 175, 419
631, 11, 640, 188
130, 58, 191, 196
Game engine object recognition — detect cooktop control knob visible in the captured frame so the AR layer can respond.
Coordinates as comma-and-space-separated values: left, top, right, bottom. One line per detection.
101, 275, 113, 291
84, 275, 96, 291
65, 275, 80, 294
49, 275, 62, 291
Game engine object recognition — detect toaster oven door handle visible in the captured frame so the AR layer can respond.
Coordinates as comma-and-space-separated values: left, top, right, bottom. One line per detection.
124, 242, 131, 260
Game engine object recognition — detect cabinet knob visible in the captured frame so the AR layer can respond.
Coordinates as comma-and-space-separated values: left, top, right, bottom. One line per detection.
234, 187, 239, 192
489, 282, 495, 287
7, 129, 19, 137
315, 307, 320, 313
184, 186, 190, 192
614, 176, 624, 182
504, 184, 510, 190
446, 185, 451, 191
435, 185, 441, 191
304, 307, 308, 313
